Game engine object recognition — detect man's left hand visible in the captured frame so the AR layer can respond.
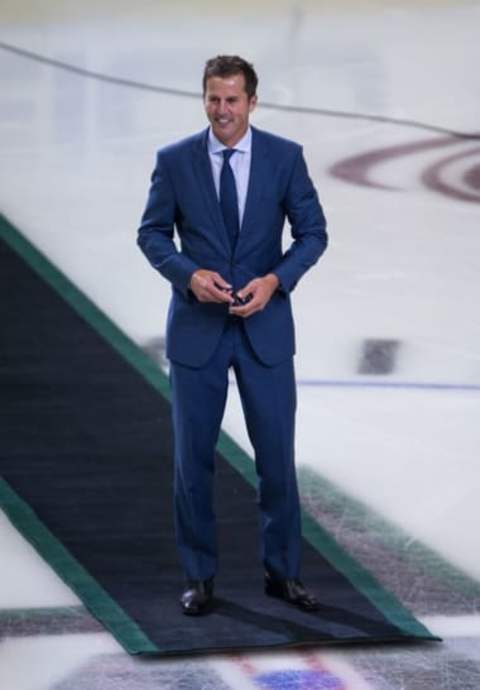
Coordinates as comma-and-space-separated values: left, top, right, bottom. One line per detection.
229, 273, 280, 318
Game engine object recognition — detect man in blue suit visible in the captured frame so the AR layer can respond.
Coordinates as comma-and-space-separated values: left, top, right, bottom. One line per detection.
138, 55, 328, 615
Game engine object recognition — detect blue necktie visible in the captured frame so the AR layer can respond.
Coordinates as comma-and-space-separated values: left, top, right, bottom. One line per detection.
220, 149, 239, 251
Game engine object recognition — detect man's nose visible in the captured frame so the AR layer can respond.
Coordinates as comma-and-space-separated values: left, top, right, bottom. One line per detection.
218, 100, 229, 114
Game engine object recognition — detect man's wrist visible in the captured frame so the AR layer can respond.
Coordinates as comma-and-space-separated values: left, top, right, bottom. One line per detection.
264, 273, 280, 291
189, 269, 200, 290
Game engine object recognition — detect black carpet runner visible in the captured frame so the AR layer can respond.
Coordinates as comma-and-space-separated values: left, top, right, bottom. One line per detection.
0, 215, 439, 656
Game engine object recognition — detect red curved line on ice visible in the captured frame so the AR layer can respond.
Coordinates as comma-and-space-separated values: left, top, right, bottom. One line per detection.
421, 148, 480, 203
463, 162, 480, 192
329, 136, 458, 190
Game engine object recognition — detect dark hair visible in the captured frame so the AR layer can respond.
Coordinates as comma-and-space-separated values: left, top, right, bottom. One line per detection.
202, 55, 258, 99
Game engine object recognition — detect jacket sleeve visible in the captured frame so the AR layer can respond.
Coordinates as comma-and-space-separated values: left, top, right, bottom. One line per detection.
137, 152, 199, 297
272, 147, 328, 293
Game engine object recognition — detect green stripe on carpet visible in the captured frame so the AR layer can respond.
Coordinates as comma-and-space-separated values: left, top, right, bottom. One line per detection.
0, 477, 158, 653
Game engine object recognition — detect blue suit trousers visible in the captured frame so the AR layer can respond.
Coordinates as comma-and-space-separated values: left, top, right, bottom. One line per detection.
169, 317, 302, 581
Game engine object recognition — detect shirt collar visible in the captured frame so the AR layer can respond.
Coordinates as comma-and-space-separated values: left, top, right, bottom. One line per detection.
208, 126, 252, 155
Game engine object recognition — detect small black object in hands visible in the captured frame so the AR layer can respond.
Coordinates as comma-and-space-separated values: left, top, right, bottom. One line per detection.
216, 285, 253, 307
231, 291, 253, 306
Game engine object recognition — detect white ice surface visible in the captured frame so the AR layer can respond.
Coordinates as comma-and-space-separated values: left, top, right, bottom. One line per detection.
0, 512, 79, 608
0, 0, 479, 612
0, 633, 121, 690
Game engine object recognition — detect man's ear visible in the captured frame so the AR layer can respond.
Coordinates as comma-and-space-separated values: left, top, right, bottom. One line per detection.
249, 95, 258, 113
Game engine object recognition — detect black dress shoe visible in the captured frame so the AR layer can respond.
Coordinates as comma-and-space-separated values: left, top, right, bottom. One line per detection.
265, 572, 320, 612
180, 578, 214, 616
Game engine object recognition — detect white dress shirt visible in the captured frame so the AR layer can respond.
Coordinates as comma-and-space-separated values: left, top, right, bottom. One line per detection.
207, 126, 252, 228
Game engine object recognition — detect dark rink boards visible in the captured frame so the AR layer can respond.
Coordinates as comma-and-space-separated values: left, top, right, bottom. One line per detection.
0, 216, 438, 656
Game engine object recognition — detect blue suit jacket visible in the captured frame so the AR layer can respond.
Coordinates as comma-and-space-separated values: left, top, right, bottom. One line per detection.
137, 126, 328, 367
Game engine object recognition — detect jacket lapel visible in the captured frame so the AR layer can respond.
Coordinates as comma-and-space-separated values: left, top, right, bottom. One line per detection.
191, 129, 231, 257
237, 127, 268, 256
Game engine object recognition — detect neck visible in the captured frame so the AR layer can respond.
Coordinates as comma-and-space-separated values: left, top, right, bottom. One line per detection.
212, 126, 249, 149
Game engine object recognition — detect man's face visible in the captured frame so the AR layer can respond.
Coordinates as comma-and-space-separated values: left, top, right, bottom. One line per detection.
204, 73, 257, 147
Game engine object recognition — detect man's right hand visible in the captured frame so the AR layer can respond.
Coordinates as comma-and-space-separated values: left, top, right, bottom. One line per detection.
189, 269, 234, 304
